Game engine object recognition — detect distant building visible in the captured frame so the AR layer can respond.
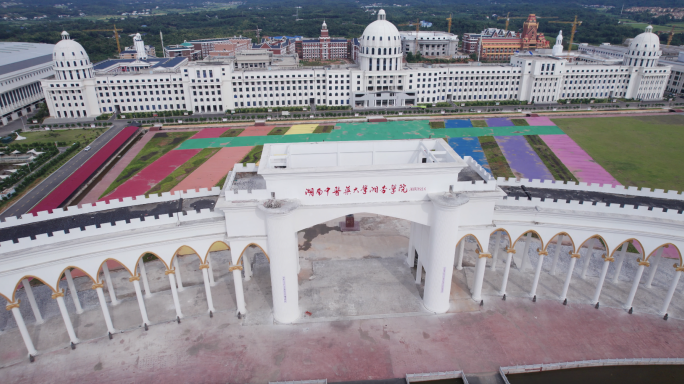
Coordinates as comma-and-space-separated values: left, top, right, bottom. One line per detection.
164, 43, 200, 61
662, 52, 684, 97
295, 21, 351, 61
188, 37, 252, 59
463, 15, 551, 61
1, 42, 55, 126
399, 31, 459, 57
254, 38, 296, 56
119, 42, 156, 60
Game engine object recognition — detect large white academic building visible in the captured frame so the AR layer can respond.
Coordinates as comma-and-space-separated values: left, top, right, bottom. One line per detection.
41, 11, 671, 120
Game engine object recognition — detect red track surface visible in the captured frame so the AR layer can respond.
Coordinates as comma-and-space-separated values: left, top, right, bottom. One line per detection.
29, 126, 138, 214
239, 125, 275, 136
171, 146, 252, 193
103, 148, 200, 201
190, 128, 231, 139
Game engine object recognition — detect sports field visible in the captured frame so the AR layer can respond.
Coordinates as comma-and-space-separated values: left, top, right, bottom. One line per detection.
19, 128, 106, 145
552, 115, 684, 192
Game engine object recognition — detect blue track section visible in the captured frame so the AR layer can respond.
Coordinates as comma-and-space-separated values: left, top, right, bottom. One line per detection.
447, 137, 490, 170
445, 119, 473, 128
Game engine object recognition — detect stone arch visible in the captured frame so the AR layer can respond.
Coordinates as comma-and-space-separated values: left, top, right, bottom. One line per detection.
133, 251, 170, 274
170, 245, 203, 267
645, 243, 683, 265
96, 258, 135, 282
55, 266, 97, 290
11, 276, 57, 302
608, 238, 644, 259
543, 232, 576, 254
511, 230, 544, 250
578, 234, 609, 257
203, 241, 231, 264
236, 243, 270, 265
456, 234, 484, 253
491, 228, 512, 247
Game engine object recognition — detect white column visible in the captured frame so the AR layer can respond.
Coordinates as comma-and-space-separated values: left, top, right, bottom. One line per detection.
407, 222, 416, 267
166, 270, 184, 319
22, 279, 43, 324
549, 235, 564, 276
230, 264, 247, 315
624, 261, 648, 310
102, 263, 119, 305
645, 247, 664, 288
64, 269, 83, 314
6, 301, 37, 356
423, 193, 468, 312
499, 248, 515, 295
173, 257, 184, 291
591, 255, 614, 304
207, 254, 217, 286
659, 268, 683, 316
242, 250, 253, 282
519, 233, 532, 272
560, 253, 580, 301
200, 263, 216, 313
131, 278, 150, 326
259, 200, 302, 323
92, 284, 116, 334
490, 231, 502, 271
611, 243, 628, 284
529, 250, 547, 298
456, 239, 465, 271
581, 238, 596, 279
472, 252, 491, 302
53, 291, 79, 344
139, 261, 153, 298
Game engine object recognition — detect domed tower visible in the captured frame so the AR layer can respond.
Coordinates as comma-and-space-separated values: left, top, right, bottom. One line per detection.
623, 26, 661, 68
53, 31, 94, 81
134, 33, 148, 60
358, 9, 403, 72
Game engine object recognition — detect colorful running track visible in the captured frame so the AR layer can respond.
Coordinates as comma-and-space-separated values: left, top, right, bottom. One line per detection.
495, 136, 554, 180
171, 146, 253, 193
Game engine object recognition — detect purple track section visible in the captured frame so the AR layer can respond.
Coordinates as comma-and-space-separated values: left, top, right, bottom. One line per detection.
525, 116, 555, 126
485, 118, 514, 127
494, 136, 554, 180
539, 134, 620, 186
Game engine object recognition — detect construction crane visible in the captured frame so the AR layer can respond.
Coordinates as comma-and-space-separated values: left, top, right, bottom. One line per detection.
667, 25, 675, 46
398, 19, 421, 55
83, 25, 123, 54
550, 16, 583, 53
446, 14, 452, 34
243, 26, 262, 42
497, 13, 557, 31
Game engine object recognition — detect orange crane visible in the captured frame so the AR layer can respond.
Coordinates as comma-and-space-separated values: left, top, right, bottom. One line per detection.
667, 25, 675, 46
83, 25, 123, 54
243, 26, 262, 42
446, 14, 452, 34
398, 19, 420, 54
497, 13, 557, 31
550, 16, 583, 53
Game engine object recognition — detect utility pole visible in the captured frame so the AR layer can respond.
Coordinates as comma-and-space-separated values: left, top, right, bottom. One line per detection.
160, 31, 165, 57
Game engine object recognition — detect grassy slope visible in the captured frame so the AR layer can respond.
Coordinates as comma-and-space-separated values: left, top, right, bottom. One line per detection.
239, 145, 263, 164
471, 120, 488, 127
20, 128, 106, 145
100, 131, 196, 197
553, 115, 684, 191
147, 148, 220, 194
219, 128, 245, 137
479, 136, 514, 179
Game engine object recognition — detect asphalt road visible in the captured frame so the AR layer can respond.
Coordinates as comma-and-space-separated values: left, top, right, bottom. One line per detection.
0, 123, 128, 219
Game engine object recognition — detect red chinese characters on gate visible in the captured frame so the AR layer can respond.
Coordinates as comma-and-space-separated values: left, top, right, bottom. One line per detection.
304, 184, 415, 197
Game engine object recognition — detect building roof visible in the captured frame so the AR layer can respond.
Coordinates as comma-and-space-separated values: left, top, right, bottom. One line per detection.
0, 42, 54, 76
92, 57, 187, 72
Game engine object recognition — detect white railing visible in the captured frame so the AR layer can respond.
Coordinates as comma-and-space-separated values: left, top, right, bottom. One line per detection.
497, 177, 684, 201
0, 187, 221, 229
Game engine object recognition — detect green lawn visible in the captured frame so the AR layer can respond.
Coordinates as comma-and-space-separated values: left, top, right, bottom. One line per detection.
524, 135, 578, 183
268, 127, 290, 135
479, 136, 514, 179
511, 119, 529, 126
313, 125, 334, 133
219, 128, 245, 137
20, 128, 106, 145
147, 148, 219, 194
239, 145, 263, 164
471, 120, 488, 127
101, 131, 196, 197
429, 121, 446, 129
553, 115, 684, 191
